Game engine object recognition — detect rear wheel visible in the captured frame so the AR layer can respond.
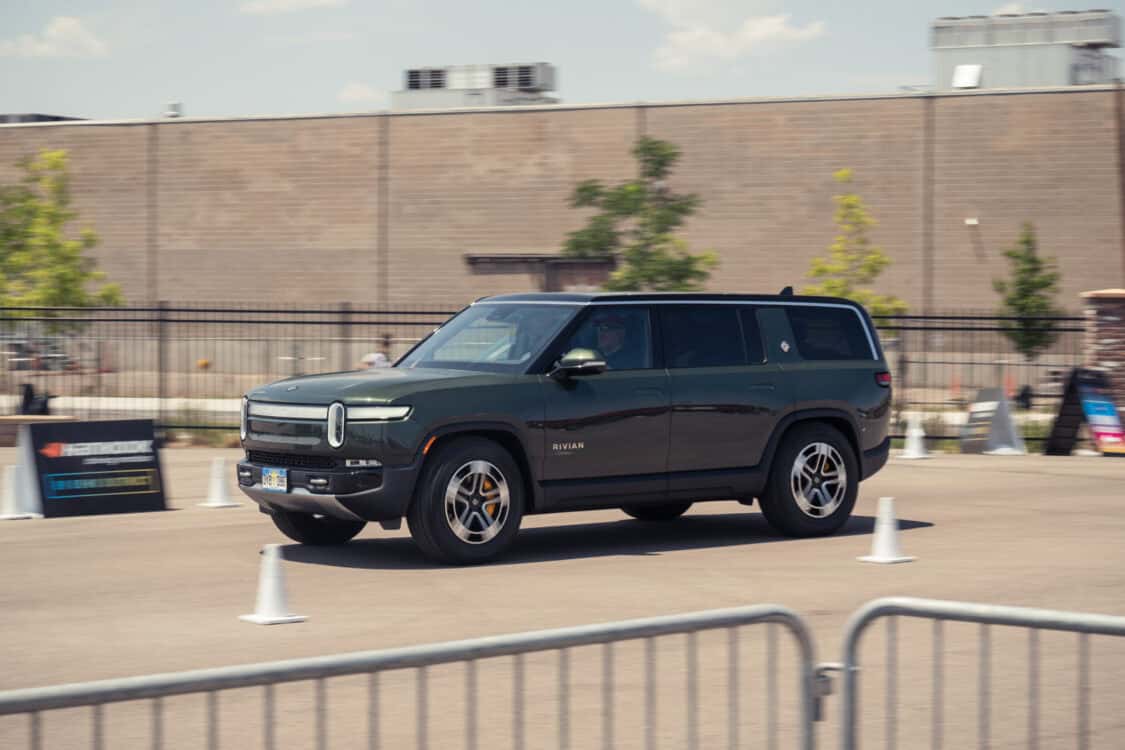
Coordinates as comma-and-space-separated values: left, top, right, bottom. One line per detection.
758, 423, 858, 537
407, 437, 525, 565
271, 510, 366, 545
622, 502, 692, 521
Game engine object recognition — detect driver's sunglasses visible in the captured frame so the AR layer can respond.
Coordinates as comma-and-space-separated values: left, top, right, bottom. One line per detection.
595, 323, 623, 333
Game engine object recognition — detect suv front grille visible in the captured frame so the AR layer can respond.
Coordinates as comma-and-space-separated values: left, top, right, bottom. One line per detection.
247, 451, 336, 470
247, 418, 323, 439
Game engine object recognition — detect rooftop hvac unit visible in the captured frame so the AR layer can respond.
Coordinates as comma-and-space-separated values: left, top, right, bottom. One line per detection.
933, 10, 1120, 49
405, 68, 448, 90
492, 63, 556, 92
932, 16, 992, 48
1052, 10, 1120, 47
991, 12, 1053, 45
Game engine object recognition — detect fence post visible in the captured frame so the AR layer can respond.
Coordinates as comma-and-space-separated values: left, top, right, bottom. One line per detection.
157, 301, 168, 428
339, 302, 352, 372
898, 323, 909, 429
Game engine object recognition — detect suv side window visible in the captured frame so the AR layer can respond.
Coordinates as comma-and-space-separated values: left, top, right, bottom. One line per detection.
561, 306, 653, 370
662, 305, 745, 368
739, 308, 766, 364
785, 306, 872, 361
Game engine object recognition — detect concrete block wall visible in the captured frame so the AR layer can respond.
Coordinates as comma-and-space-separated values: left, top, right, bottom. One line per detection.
386, 106, 637, 305
0, 87, 1122, 310
932, 91, 1121, 309
0, 124, 151, 297
155, 118, 382, 302
645, 97, 924, 302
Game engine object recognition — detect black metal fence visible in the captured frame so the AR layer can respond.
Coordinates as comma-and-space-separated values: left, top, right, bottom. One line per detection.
0, 304, 458, 433
874, 312, 1086, 444
0, 305, 1087, 443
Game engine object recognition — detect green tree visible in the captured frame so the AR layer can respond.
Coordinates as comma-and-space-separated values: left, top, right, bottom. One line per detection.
0, 149, 122, 311
563, 137, 717, 291
993, 223, 1062, 362
803, 168, 907, 316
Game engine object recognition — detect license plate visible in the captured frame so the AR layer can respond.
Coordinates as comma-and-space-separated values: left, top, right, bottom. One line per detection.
261, 467, 288, 492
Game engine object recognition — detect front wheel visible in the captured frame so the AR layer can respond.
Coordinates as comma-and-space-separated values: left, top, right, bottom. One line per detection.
622, 502, 692, 521
271, 510, 366, 545
407, 437, 525, 565
758, 423, 858, 537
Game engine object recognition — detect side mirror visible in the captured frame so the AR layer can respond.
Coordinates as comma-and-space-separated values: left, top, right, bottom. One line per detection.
550, 348, 607, 380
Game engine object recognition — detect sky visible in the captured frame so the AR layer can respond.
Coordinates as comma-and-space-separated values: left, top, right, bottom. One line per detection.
2, 1, 1124, 120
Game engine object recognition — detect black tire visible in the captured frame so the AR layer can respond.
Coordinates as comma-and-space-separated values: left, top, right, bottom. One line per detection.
758, 423, 858, 537
271, 510, 366, 545
407, 437, 525, 565
622, 502, 693, 521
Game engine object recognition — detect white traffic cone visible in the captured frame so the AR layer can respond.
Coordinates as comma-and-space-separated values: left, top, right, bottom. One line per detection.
199, 457, 240, 508
239, 544, 307, 625
900, 413, 930, 459
0, 465, 42, 520
858, 497, 915, 564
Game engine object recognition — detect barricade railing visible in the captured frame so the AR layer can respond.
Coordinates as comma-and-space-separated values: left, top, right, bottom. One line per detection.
837, 597, 1125, 750
0, 604, 818, 750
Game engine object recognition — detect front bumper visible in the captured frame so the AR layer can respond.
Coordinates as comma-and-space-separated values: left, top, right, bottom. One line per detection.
236, 460, 421, 522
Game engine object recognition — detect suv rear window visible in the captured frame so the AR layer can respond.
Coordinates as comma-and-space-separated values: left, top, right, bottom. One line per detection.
786, 306, 872, 361
662, 306, 745, 368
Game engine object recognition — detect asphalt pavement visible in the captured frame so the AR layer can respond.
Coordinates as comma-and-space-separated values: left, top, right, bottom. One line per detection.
0, 448, 1123, 748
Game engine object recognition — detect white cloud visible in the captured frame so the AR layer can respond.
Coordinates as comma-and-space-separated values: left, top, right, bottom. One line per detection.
992, 3, 1025, 14
0, 17, 108, 58
338, 82, 386, 106
636, 1, 824, 71
636, 0, 703, 27
240, 0, 347, 15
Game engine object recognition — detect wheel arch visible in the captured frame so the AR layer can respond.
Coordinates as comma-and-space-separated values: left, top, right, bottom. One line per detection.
415, 423, 540, 513
762, 409, 862, 480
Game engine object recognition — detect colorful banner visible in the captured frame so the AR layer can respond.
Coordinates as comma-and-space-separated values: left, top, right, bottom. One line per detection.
1078, 383, 1125, 456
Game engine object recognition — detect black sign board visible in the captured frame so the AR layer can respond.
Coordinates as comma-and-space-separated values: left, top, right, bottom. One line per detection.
21, 419, 167, 517
1045, 369, 1125, 457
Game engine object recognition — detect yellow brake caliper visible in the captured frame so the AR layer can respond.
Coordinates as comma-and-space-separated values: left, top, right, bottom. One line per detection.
482, 478, 498, 518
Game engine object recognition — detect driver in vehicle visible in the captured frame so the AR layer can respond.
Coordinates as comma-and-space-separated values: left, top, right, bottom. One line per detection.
593, 313, 632, 370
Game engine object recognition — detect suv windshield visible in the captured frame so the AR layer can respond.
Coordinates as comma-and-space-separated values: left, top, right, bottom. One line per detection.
399, 303, 579, 373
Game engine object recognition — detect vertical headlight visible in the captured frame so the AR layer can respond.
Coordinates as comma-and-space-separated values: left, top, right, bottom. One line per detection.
240, 396, 248, 441
327, 402, 346, 448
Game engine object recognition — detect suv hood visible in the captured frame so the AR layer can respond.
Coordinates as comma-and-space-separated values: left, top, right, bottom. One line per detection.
247, 367, 520, 405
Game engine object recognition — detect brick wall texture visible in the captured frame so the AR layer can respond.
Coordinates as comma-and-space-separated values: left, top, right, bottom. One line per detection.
1, 88, 1122, 310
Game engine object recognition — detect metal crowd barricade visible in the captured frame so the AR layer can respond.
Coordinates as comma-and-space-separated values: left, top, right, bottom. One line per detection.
838, 597, 1125, 750
0, 604, 818, 750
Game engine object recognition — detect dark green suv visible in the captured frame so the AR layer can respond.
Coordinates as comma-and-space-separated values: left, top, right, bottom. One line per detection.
238, 293, 891, 564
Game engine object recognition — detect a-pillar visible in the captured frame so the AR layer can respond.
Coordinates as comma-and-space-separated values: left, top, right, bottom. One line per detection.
1082, 289, 1125, 406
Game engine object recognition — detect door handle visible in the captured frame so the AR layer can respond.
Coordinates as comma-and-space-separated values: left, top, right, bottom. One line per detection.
746, 383, 776, 391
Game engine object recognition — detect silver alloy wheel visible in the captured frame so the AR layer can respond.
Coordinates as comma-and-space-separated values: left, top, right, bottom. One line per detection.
444, 460, 510, 544
790, 442, 847, 518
